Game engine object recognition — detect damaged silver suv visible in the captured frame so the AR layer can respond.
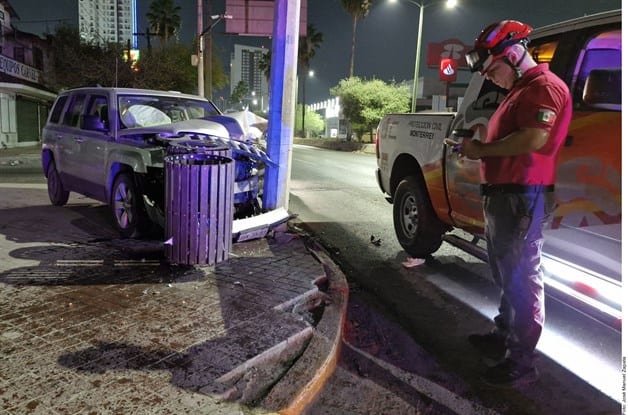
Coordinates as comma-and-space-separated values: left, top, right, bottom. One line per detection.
42, 87, 277, 239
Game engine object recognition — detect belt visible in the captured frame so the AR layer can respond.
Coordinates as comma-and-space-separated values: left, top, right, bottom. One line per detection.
480, 183, 555, 196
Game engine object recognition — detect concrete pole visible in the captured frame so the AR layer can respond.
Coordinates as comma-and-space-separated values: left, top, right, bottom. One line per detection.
262, 0, 301, 211
197, 0, 204, 97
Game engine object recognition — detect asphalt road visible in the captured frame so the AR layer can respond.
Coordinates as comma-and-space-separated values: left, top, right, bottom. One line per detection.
288, 144, 621, 414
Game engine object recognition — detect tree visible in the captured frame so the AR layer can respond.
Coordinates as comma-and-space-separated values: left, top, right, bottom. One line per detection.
208, 41, 229, 93
340, 0, 372, 77
45, 25, 135, 90
230, 81, 250, 107
147, 0, 182, 47
133, 44, 198, 93
331, 77, 409, 142
298, 24, 323, 136
44, 24, 207, 94
295, 104, 325, 136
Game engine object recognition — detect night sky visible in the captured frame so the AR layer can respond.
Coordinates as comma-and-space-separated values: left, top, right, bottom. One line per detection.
11, 0, 622, 103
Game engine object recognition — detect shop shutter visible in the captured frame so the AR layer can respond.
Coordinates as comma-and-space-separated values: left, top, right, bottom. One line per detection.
16, 96, 41, 143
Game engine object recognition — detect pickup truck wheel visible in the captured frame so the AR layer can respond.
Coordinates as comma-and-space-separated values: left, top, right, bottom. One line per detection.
393, 176, 444, 257
111, 172, 146, 238
46, 160, 69, 206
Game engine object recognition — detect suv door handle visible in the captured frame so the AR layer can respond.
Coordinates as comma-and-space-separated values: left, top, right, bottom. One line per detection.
73, 137, 84, 143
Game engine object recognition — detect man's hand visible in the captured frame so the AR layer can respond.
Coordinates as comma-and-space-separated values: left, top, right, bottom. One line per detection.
444, 138, 484, 160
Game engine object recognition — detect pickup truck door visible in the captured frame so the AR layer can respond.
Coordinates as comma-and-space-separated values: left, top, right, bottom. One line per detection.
544, 29, 622, 285
444, 78, 505, 235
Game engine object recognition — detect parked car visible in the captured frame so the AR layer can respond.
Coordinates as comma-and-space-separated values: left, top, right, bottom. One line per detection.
41, 87, 282, 240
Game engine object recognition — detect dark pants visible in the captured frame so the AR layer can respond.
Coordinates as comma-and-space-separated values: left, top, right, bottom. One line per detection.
483, 189, 555, 367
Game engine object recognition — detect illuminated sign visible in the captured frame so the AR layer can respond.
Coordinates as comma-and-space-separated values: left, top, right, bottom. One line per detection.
439, 58, 457, 82
428, 38, 472, 70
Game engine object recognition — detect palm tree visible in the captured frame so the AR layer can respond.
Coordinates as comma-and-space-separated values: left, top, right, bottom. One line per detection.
298, 24, 323, 136
340, 0, 372, 77
146, 0, 181, 47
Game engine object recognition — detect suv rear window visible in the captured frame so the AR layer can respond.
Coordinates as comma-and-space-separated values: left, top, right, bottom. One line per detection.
49, 96, 68, 124
62, 94, 86, 128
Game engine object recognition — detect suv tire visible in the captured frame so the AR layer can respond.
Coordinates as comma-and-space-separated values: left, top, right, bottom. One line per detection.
111, 172, 146, 238
47, 160, 70, 206
393, 176, 446, 257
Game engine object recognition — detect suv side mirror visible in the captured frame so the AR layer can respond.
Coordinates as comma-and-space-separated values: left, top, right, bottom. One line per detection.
583, 68, 621, 111
81, 114, 108, 132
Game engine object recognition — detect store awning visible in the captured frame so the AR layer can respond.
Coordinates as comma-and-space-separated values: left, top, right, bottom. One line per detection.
0, 82, 57, 102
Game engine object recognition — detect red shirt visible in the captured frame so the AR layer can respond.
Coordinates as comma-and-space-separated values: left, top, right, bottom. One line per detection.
482, 63, 572, 185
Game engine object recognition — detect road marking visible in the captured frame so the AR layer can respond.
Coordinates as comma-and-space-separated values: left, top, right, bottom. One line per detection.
0, 183, 47, 189
56, 260, 104, 266
344, 342, 502, 415
114, 260, 161, 267
55, 260, 160, 267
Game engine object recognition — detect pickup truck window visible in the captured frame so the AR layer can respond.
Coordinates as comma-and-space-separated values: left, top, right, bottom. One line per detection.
530, 41, 558, 64
573, 30, 621, 110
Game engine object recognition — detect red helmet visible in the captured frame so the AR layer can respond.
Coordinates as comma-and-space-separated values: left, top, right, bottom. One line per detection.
465, 20, 532, 73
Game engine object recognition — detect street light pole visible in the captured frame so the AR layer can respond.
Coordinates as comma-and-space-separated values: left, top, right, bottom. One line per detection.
390, 0, 457, 113
197, 13, 232, 99
411, 4, 424, 113
301, 69, 314, 137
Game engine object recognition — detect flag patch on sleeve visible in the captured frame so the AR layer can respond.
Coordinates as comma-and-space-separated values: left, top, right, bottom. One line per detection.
536, 109, 557, 125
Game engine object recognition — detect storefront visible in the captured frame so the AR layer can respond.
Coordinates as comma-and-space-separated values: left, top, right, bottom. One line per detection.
0, 51, 57, 147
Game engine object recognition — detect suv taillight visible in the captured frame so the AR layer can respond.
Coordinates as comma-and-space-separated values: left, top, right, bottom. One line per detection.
375, 128, 380, 159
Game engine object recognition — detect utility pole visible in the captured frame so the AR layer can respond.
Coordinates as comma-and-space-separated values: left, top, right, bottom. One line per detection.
262, 0, 301, 211
133, 27, 158, 53
197, 0, 204, 97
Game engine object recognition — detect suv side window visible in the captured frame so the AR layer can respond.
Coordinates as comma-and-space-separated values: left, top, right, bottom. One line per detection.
85, 95, 109, 129
62, 94, 87, 128
49, 96, 69, 124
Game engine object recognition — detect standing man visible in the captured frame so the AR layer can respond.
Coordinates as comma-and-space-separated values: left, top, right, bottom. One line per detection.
445, 20, 572, 387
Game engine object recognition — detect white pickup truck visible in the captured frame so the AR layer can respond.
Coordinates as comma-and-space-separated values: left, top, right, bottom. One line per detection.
375, 10, 621, 329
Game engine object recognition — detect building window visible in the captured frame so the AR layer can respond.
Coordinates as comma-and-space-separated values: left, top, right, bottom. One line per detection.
33, 47, 43, 70
14, 47, 25, 63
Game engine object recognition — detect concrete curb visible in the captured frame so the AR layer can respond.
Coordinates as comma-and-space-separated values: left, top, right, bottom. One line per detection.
292, 139, 376, 154
261, 238, 349, 414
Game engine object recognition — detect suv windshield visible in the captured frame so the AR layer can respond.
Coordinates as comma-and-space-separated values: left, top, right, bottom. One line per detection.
119, 95, 220, 128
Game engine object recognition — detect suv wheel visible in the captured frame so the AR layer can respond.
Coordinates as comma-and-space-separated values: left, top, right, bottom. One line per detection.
111, 172, 145, 238
393, 176, 446, 257
47, 160, 70, 206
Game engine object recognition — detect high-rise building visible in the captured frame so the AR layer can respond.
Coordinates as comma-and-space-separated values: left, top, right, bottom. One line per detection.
78, 0, 137, 47
230, 44, 269, 111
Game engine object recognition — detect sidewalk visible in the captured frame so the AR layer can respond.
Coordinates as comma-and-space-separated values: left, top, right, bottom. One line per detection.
0, 145, 348, 414
0, 144, 41, 168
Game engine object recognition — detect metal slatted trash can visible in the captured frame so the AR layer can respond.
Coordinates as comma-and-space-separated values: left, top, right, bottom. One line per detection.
164, 145, 234, 266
